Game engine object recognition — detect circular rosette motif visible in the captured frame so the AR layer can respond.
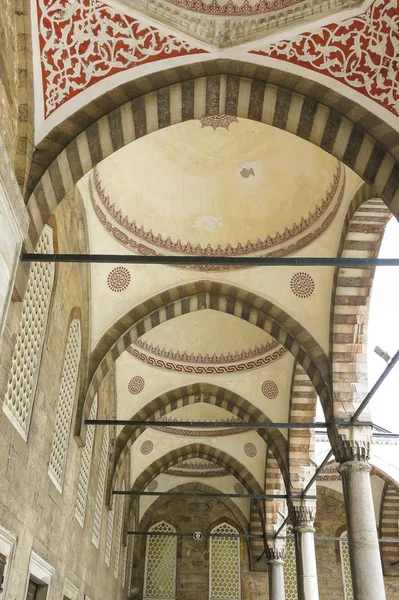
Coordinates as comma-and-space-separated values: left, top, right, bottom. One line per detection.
140, 440, 154, 455
128, 376, 145, 394
261, 380, 279, 399
107, 266, 131, 292
234, 482, 245, 495
147, 480, 158, 492
244, 442, 257, 457
290, 272, 315, 298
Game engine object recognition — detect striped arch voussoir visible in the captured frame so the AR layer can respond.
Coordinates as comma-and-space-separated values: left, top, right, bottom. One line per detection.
27, 63, 399, 219
83, 283, 332, 437
332, 198, 391, 419
125, 443, 265, 533
107, 382, 289, 507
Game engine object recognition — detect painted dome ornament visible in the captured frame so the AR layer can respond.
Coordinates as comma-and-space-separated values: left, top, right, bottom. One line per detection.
290, 272, 315, 298
128, 376, 145, 394
107, 266, 131, 292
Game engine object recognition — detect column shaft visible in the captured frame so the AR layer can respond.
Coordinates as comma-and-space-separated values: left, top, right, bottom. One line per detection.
268, 559, 285, 600
293, 526, 319, 600
340, 461, 386, 600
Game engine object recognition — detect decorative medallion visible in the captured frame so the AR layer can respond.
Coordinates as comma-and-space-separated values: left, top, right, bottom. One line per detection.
38, 0, 207, 117
261, 380, 279, 399
128, 376, 145, 394
244, 442, 257, 457
234, 482, 246, 494
290, 272, 315, 298
147, 480, 159, 492
199, 114, 239, 131
250, 0, 399, 117
140, 440, 154, 455
107, 266, 131, 292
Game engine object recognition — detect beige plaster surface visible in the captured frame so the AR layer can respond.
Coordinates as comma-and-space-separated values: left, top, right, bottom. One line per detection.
94, 120, 339, 251
138, 309, 275, 355
130, 426, 266, 487
139, 471, 251, 521
115, 348, 294, 429
79, 144, 361, 356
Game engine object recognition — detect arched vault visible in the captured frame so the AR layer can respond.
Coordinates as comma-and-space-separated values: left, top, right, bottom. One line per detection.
108, 382, 289, 504
78, 281, 332, 438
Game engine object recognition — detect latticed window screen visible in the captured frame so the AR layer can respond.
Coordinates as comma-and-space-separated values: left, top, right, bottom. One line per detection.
210, 522, 241, 600
105, 497, 115, 566
75, 395, 98, 526
48, 318, 81, 491
92, 426, 109, 548
284, 525, 298, 600
144, 521, 177, 599
114, 481, 125, 578
3, 225, 55, 440
340, 531, 354, 600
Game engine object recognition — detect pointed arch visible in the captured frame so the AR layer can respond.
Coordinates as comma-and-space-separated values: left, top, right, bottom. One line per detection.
108, 382, 289, 506
79, 281, 332, 442
331, 198, 391, 418
26, 62, 399, 219
124, 443, 266, 535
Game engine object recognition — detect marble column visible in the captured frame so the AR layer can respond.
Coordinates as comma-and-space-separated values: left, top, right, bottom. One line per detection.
266, 548, 286, 600
290, 504, 319, 600
336, 436, 386, 600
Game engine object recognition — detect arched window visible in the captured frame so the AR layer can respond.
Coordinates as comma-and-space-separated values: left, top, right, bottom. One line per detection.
144, 521, 177, 599
75, 395, 98, 526
48, 317, 81, 491
284, 525, 298, 600
3, 224, 55, 440
209, 522, 240, 600
92, 426, 109, 548
340, 531, 353, 600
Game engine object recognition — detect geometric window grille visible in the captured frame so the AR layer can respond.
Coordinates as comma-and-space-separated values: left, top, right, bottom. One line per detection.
144, 521, 177, 599
284, 525, 298, 600
209, 522, 240, 600
114, 481, 126, 579
92, 426, 109, 548
340, 531, 353, 600
48, 318, 81, 492
105, 497, 115, 567
3, 225, 55, 440
75, 395, 98, 527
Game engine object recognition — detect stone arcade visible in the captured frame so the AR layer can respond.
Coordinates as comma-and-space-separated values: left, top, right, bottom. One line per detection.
0, 0, 399, 598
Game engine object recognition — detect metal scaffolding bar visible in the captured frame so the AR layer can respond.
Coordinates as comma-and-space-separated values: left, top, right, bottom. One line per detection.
85, 419, 372, 429
126, 531, 399, 543
351, 348, 399, 421
112, 490, 317, 500
20, 253, 399, 267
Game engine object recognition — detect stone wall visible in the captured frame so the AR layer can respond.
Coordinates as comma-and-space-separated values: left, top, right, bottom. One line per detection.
0, 0, 19, 166
133, 491, 266, 599
0, 196, 127, 599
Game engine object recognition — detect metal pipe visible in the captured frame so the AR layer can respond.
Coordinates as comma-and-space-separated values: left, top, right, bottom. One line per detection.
85, 419, 335, 429
301, 449, 334, 498
112, 491, 317, 500
351, 349, 399, 421
20, 253, 399, 267
126, 531, 399, 543
85, 419, 372, 429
